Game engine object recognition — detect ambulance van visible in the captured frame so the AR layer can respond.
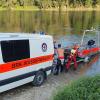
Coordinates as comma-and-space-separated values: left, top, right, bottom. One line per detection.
0, 33, 54, 93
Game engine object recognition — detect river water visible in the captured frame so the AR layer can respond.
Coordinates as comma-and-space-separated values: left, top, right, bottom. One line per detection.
0, 10, 100, 75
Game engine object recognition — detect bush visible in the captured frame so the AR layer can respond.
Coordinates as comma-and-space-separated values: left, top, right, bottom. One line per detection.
53, 75, 100, 100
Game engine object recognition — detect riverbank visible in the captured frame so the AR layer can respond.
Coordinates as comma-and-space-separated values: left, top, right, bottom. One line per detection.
0, 6, 100, 11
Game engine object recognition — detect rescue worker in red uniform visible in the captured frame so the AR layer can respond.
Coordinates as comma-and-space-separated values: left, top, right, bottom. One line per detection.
65, 45, 79, 71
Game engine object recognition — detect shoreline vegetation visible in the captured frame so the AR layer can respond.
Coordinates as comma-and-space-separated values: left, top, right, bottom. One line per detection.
53, 75, 100, 100
0, 0, 100, 11
0, 6, 100, 11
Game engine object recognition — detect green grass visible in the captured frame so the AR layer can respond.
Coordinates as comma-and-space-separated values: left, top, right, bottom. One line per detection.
53, 75, 100, 100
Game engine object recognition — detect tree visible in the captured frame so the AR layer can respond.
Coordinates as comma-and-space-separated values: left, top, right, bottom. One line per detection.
17, 0, 24, 6
85, 0, 92, 7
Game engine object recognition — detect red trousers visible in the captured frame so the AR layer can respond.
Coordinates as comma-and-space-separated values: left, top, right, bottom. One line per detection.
66, 55, 78, 70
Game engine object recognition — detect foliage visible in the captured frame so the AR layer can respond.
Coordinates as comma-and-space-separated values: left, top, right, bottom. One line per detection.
53, 75, 100, 100
0, 0, 100, 9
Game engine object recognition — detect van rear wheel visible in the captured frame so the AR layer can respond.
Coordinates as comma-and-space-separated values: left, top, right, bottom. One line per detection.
32, 71, 45, 86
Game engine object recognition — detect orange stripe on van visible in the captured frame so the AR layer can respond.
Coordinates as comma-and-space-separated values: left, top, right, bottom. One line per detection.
0, 54, 53, 73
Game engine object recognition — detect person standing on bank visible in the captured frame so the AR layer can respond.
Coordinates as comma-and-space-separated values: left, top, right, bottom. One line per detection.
53, 43, 64, 75
53, 41, 58, 75
56, 44, 64, 73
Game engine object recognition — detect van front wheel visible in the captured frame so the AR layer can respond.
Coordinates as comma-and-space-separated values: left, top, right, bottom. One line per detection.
32, 71, 45, 86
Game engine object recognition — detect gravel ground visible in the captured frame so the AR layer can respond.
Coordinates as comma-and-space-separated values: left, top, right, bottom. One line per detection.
0, 57, 99, 100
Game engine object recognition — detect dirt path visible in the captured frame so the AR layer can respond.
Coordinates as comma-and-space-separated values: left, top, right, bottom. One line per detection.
0, 67, 84, 100
0, 56, 99, 100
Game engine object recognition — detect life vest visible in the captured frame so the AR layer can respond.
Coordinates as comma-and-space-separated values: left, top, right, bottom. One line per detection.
71, 49, 76, 56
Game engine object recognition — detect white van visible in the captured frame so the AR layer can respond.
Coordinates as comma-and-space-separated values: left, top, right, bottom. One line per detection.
0, 33, 54, 93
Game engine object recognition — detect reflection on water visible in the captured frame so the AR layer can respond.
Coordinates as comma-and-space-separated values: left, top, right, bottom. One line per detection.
0, 11, 100, 36
58, 34, 82, 47
0, 10, 100, 75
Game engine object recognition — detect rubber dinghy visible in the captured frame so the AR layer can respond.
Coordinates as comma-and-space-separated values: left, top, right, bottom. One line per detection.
77, 29, 100, 62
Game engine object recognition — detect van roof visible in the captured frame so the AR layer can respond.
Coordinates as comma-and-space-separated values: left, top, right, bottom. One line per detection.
0, 33, 52, 39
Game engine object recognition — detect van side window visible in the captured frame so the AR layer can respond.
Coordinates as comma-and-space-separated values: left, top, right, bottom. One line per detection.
1, 40, 30, 63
